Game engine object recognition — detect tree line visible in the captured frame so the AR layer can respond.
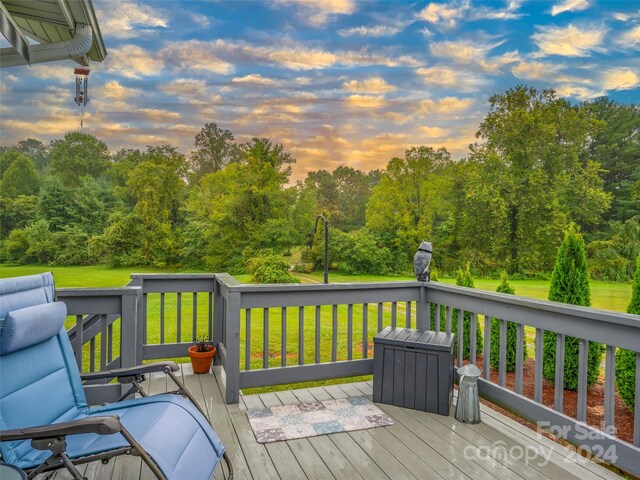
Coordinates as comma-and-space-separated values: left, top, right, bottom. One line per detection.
1, 86, 638, 280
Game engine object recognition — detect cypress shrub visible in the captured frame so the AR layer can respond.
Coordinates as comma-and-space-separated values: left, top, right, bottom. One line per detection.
543, 225, 603, 390
616, 254, 640, 412
490, 273, 527, 371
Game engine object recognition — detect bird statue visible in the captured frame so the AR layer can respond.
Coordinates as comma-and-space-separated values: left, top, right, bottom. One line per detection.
414, 241, 433, 282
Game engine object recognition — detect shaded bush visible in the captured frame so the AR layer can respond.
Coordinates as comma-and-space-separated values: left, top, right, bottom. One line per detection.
616, 254, 640, 412
245, 250, 300, 284
445, 265, 483, 359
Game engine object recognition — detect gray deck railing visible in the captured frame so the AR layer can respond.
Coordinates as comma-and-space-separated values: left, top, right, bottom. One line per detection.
56, 286, 140, 404
57, 273, 640, 476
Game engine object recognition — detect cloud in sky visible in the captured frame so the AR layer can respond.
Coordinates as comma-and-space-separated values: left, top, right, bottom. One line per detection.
531, 23, 607, 57
1, 0, 639, 180
550, 0, 591, 16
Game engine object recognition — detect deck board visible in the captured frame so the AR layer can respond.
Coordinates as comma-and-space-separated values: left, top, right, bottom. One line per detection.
31, 366, 622, 480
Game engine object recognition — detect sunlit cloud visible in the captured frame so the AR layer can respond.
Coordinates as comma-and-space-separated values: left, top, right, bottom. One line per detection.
550, 0, 591, 16
429, 38, 519, 73
232, 74, 279, 86
418, 126, 448, 138
161, 41, 235, 74
273, 0, 356, 27
417, 1, 469, 29
601, 68, 640, 91
105, 45, 165, 78
343, 77, 397, 93
345, 95, 386, 109
417, 96, 475, 114
138, 108, 181, 122
417, 66, 488, 92
617, 25, 640, 49
94, 0, 168, 39
531, 24, 607, 57
511, 61, 562, 80
159, 78, 208, 97
338, 19, 411, 37
555, 84, 602, 100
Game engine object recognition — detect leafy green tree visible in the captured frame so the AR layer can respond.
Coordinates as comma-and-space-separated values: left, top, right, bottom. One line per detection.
5, 228, 29, 263
366, 146, 452, 270
39, 176, 75, 231
584, 98, 640, 224
616, 255, 640, 411
22, 220, 59, 264
1, 149, 27, 177
189, 123, 241, 184
15, 138, 49, 172
186, 138, 296, 270
49, 132, 110, 185
471, 86, 610, 274
0, 195, 40, 237
1, 154, 40, 197
333, 229, 395, 275
305, 166, 379, 231
490, 273, 527, 371
543, 225, 603, 389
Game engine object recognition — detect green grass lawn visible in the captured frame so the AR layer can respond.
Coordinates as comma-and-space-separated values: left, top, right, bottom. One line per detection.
1, 264, 633, 393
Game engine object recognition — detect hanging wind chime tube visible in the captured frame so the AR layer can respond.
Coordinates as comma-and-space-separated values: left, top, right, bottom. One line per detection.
74, 67, 90, 127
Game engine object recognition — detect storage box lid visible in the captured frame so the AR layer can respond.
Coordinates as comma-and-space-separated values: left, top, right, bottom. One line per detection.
374, 327, 454, 351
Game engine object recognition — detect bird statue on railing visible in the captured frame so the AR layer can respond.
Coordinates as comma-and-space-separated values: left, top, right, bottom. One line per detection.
414, 241, 433, 282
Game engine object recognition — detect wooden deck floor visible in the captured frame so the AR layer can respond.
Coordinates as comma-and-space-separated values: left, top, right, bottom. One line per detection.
43, 365, 622, 480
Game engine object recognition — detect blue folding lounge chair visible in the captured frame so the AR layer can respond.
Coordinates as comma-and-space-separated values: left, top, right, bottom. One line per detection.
0, 273, 233, 480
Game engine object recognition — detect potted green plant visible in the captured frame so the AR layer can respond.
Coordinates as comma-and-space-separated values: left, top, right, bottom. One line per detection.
188, 336, 216, 374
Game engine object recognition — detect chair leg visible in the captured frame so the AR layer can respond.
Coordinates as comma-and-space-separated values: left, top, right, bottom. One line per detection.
223, 452, 234, 480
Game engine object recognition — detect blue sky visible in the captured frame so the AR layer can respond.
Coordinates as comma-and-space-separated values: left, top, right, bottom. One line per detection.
1, 0, 639, 179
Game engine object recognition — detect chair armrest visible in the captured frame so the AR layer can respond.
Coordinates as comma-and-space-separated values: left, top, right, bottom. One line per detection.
80, 361, 179, 381
0, 416, 122, 442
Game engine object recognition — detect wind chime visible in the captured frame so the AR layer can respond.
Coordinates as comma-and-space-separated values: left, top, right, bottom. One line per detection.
74, 67, 90, 127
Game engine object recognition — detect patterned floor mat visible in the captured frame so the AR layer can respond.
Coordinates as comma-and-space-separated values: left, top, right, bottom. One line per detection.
246, 396, 394, 443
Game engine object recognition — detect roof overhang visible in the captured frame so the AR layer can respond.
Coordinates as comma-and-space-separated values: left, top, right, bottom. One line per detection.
0, 0, 106, 68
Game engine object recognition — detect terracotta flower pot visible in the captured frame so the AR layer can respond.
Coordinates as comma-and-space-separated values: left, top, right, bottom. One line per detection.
188, 345, 216, 374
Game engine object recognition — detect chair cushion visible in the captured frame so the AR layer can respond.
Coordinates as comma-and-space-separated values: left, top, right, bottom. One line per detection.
10, 394, 224, 480
0, 273, 55, 319
0, 302, 66, 355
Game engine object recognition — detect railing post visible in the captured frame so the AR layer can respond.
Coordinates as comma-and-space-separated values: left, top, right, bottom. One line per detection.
224, 290, 241, 404
128, 275, 145, 366
120, 288, 140, 397
213, 276, 224, 366
416, 283, 428, 330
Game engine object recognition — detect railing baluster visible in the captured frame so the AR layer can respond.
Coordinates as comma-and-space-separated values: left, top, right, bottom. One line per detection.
100, 315, 107, 371
499, 319, 507, 387
332, 305, 338, 363
298, 306, 304, 366
457, 309, 463, 366
391, 302, 397, 329
405, 301, 411, 328
75, 315, 83, 368
192, 292, 198, 339
554, 333, 565, 412
515, 323, 524, 394
577, 338, 589, 422
470, 312, 477, 365
427, 302, 432, 330
435, 305, 441, 333
281, 307, 287, 367
160, 292, 165, 344
484, 315, 491, 379
377, 303, 383, 332
446, 307, 452, 334
176, 292, 181, 343
363, 303, 368, 359
347, 304, 353, 361
245, 309, 251, 371
107, 323, 113, 363
604, 345, 615, 430
90, 337, 96, 372
208, 292, 213, 340
535, 328, 544, 403
263, 308, 269, 369
315, 305, 321, 363
143, 293, 147, 345
635, 352, 640, 447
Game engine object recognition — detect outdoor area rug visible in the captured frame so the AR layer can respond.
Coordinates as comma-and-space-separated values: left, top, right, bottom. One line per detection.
247, 396, 394, 443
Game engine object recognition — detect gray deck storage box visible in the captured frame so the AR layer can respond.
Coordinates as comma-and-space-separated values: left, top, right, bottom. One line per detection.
373, 327, 454, 416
